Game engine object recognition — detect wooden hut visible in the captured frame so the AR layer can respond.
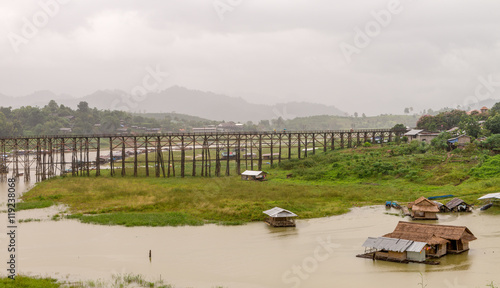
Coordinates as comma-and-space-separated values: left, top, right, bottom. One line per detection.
384, 221, 476, 257
241, 170, 267, 181
445, 198, 472, 212
362, 237, 427, 263
263, 207, 297, 227
408, 196, 440, 220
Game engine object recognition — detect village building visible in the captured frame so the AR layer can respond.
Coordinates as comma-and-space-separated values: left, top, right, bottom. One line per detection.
59, 127, 72, 134
263, 207, 297, 227
444, 198, 472, 212
217, 122, 243, 132
408, 196, 440, 220
192, 126, 217, 133
448, 135, 471, 148
241, 170, 267, 181
383, 221, 477, 257
404, 129, 440, 143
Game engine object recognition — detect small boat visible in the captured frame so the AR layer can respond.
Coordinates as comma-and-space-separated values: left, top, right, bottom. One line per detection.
480, 203, 493, 211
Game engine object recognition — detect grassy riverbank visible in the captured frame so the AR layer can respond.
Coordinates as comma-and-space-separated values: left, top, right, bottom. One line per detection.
0, 274, 174, 288
20, 143, 500, 226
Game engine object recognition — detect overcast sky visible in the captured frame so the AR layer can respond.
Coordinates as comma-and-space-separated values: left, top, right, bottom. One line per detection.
1, 0, 500, 115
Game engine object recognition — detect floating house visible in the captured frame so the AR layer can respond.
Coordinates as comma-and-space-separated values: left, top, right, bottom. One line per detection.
263, 207, 297, 227
362, 237, 427, 263
478, 192, 500, 210
408, 197, 440, 220
444, 198, 472, 212
241, 170, 267, 181
478, 192, 500, 202
384, 221, 476, 257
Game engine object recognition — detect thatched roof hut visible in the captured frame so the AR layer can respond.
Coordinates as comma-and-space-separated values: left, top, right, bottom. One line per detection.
445, 198, 472, 212
384, 221, 476, 257
408, 196, 440, 220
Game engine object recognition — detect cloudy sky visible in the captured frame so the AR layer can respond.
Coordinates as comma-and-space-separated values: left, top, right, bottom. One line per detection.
1, 0, 500, 115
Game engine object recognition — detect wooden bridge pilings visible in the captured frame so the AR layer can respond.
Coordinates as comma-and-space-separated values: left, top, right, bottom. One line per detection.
0, 129, 403, 183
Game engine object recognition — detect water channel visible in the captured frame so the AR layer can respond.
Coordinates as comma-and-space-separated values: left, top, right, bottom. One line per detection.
0, 177, 499, 288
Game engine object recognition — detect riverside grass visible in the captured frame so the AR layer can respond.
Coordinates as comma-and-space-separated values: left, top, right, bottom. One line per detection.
21, 143, 500, 227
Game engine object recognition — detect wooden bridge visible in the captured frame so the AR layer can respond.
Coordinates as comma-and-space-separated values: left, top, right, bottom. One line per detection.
0, 129, 404, 182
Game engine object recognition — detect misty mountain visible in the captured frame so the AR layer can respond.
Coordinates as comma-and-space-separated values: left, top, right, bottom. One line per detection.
2, 86, 346, 122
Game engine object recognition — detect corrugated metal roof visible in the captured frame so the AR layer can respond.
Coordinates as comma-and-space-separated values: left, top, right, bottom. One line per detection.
362, 237, 426, 253
404, 129, 424, 136
241, 170, 265, 176
478, 192, 500, 200
263, 207, 297, 218
407, 241, 427, 253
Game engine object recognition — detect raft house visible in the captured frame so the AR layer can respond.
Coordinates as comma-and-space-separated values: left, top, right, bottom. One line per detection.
444, 198, 472, 212
408, 196, 440, 220
358, 221, 476, 264
478, 192, 500, 210
241, 170, 267, 181
263, 207, 297, 227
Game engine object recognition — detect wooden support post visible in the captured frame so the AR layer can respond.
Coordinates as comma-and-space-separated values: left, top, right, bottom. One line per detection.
181, 136, 185, 178
134, 137, 138, 176
331, 133, 335, 151
226, 136, 230, 176
312, 133, 316, 155
72, 138, 77, 176
109, 137, 114, 176
96, 137, 100, 176
304, 134, 308, 158
215, 135, 220, 177
288, 134, 292, 160
323, 133, 327, 152
278, 134, 282, 164
270, 134, 274, 166
298, 134, 301, 159
121, 137, 126, 176
340, 133, 344, 149
192, 135, 196, 176
236, 135, 241, 175
145, 137, 149, 177
258, 134, 262, 171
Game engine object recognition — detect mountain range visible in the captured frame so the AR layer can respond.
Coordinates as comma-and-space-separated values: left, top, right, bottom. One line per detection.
0, 86, 346, 122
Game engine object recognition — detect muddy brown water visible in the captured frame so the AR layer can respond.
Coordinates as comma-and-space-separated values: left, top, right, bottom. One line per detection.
1, 180, 500, 288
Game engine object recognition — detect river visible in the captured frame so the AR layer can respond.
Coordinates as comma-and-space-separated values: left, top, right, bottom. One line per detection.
1, 179, 499, 288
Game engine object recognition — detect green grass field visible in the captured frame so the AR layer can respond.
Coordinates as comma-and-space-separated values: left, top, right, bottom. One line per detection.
20, 142, 500, 226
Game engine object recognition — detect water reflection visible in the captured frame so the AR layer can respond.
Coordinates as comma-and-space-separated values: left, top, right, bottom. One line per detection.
0, 182, 499, 287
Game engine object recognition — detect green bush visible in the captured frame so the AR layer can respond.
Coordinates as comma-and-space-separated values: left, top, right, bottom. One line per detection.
470, 154, 500, 178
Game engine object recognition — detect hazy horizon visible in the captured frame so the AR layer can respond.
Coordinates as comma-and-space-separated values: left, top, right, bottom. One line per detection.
2, 0, 500, 116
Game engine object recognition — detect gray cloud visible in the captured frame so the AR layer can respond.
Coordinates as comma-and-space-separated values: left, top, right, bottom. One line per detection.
1, 0, 500, 115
